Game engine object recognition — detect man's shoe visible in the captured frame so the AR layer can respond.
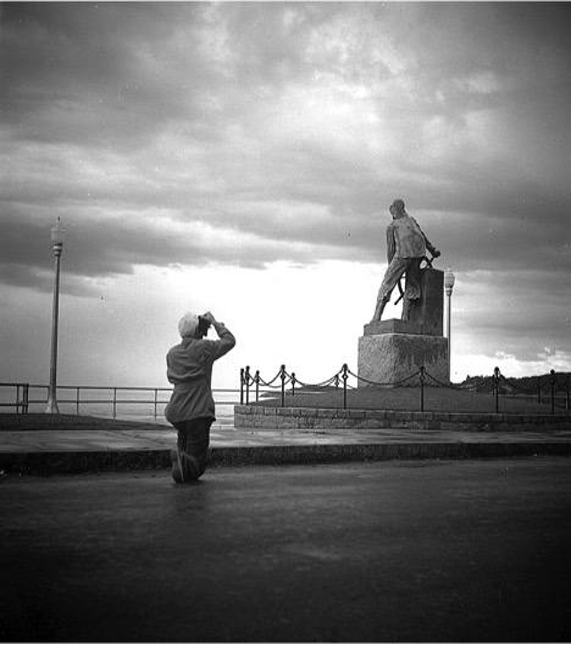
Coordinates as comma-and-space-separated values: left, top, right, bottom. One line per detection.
171, 449, 185, 484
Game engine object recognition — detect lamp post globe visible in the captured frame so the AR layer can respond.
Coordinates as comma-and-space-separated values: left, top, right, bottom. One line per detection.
444, 267, 456, 295
46, 217, 65, 414
444, 267, 455, 383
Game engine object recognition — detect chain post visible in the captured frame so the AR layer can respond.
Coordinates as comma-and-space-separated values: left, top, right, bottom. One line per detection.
280, 365, 286, 407
550, 369, 556, 415
493, 367, 500, 413
255, 370, 260, 403
240, 368, 244, 405
419, 366, 425, 412
291, 372, 296, 396
245, 366, 250, 406
342, 363, 348, 410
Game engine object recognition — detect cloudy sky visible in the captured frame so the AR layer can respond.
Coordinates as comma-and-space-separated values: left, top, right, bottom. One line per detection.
0, 1, 570, 393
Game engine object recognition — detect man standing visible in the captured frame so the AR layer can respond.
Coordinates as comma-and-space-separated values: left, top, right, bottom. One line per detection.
372, 199, 440, 322
165, 311, 235, 483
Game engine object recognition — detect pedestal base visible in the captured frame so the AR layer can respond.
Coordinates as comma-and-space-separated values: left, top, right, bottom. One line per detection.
358, 333, 449, 387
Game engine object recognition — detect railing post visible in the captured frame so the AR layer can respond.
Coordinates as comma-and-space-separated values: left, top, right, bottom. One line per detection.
419, 366, 425, 412
240, 368, 244, 405
493, 367, 500, 413
291, 372, 296, 396
567, 374, 570, 412
342, 363, 348, 410
154, 388, 158, 420
537, 376, 541, 404
280, 365, 286, 407
255, 370, 260, 403
550, 369, 555, 415
23, 383, 29, 414
245, 366, 250, 406
113, 387, 117, 419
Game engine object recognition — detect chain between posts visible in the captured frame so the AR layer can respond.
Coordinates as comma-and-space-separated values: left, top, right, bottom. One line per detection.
238, 363, 569, 414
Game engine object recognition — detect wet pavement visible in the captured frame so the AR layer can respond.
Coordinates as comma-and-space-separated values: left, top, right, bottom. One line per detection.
1, 458, 569, 642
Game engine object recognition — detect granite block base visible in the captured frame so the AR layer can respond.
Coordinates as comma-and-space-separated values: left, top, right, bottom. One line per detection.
358, 332, 449, 387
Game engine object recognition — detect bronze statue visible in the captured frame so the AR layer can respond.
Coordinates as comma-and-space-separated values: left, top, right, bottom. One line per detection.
372, 199, 440, 322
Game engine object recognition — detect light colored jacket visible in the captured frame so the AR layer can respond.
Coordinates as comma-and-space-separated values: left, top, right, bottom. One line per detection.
165, 324, 235, 424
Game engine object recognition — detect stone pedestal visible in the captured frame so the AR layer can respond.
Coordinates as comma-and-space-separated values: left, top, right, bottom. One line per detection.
358, 268, 449, 387
358, 333, 449, 386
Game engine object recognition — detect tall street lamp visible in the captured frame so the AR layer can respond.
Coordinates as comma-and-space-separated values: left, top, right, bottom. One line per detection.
46, 217, 65, 414
444, 267, 456, 383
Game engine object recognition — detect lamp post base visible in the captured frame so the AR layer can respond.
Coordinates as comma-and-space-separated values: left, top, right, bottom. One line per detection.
45, 396, 60, 414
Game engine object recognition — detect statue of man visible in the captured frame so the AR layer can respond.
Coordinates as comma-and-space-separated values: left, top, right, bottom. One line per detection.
372, 198, 440, 322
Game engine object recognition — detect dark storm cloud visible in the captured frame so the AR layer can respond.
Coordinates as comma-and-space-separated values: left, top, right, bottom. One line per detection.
0, 1, 569, 293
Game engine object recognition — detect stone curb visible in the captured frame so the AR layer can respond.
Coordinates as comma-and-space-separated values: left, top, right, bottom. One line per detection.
0, 441, 569, 476
235, 405, 571, 432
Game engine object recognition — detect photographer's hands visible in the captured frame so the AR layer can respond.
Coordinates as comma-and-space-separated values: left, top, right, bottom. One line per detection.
202, 311, 217, 326
202, 311, 227, 335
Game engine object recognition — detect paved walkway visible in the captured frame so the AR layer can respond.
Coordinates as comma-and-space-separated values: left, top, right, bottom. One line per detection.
2, 459, 569, 642
0, 413, 569, 475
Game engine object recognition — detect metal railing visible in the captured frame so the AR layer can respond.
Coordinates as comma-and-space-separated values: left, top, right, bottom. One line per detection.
0, 383, 30, 414
1, 367, 570, 419
239, 364, 571, 415
0, 383, 240, 421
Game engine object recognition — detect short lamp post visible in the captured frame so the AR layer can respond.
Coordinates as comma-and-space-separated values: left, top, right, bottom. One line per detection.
46, 218, 65, 414
444, 267, 456, 383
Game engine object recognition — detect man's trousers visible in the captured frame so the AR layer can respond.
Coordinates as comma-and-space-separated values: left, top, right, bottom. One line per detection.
173, 417, 213, 481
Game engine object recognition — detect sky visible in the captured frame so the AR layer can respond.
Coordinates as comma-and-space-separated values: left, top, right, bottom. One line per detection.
0, 1, 570, 393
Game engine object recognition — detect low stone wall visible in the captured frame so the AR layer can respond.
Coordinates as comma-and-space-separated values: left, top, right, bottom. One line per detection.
234, 405, 571, 432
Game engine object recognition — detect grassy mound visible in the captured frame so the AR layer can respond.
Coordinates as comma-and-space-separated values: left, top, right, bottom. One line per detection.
252, 386, 566, 415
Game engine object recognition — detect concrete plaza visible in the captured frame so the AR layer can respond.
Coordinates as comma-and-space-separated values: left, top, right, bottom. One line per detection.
0, 458, 569, 642
0, 413, 569, 475
0, 413, 569, 641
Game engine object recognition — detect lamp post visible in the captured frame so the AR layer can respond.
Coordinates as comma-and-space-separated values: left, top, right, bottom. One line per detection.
46, 217, 65, 414
444, 267, 456, 383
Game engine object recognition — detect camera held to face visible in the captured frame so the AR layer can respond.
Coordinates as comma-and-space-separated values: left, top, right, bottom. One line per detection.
198, 315, 212, 336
